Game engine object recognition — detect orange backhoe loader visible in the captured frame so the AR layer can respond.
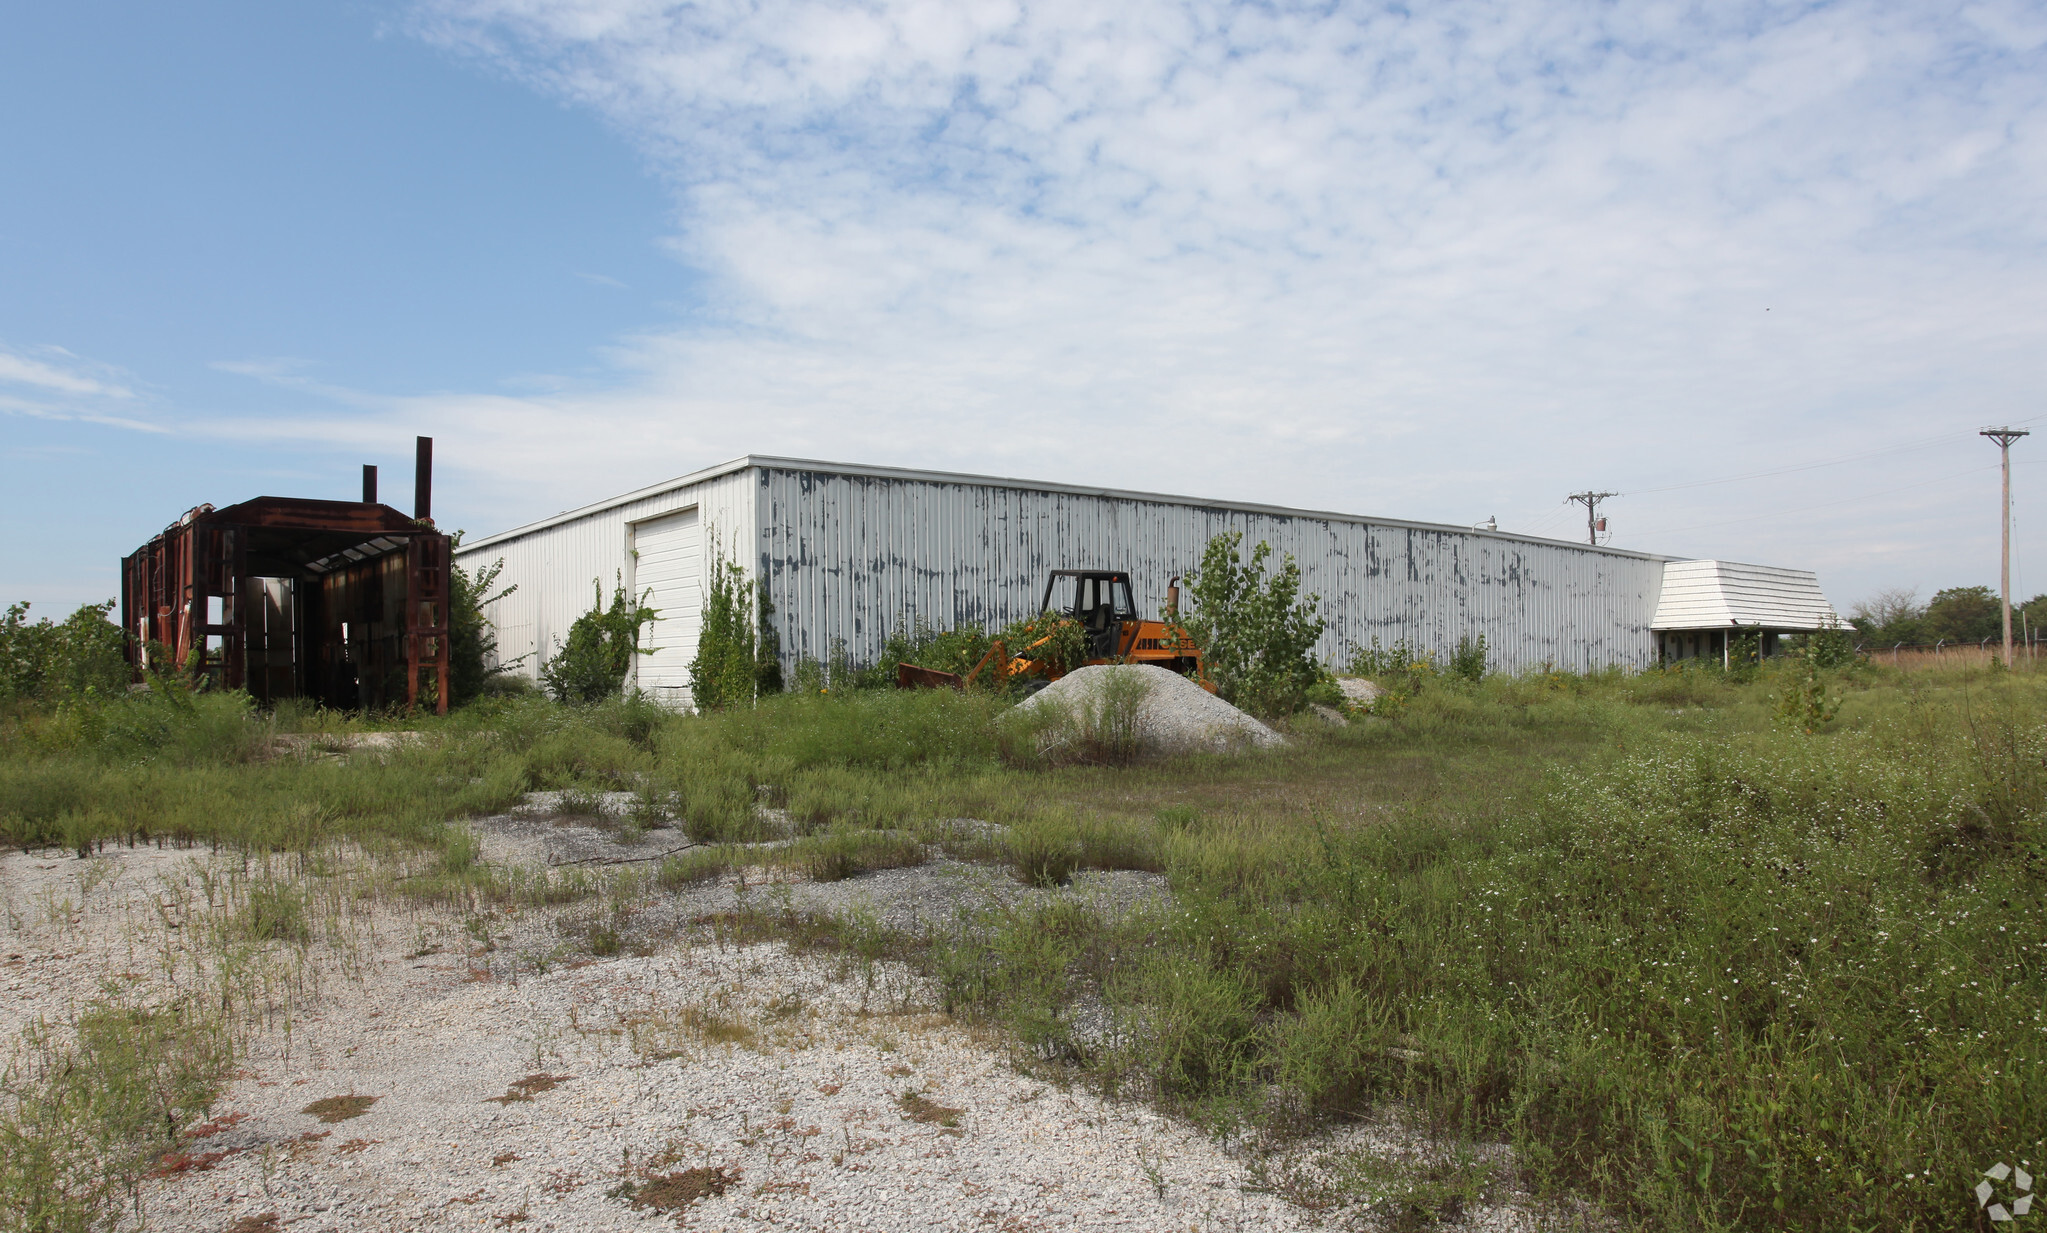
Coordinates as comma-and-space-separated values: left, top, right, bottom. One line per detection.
895, 570, 1212, 692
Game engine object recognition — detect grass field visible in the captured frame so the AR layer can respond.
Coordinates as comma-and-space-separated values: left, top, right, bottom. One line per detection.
3, 661, 2042, 1231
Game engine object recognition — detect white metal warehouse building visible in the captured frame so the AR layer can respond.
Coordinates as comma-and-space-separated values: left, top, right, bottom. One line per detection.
456, 456, 1839, 707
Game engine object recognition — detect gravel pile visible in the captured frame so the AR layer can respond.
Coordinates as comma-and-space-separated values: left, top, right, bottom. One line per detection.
1015, 665, 1283, 757
1337, 677, 1382, 707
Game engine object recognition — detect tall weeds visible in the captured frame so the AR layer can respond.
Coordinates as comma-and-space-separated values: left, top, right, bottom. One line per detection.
944, 678, 2047, 1230
5, 651, 2039, 1231
1, 999, 230, 1232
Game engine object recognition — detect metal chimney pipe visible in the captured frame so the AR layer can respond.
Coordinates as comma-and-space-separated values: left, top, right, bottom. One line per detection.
362, 464, 378, 505
414, 436, 433, 522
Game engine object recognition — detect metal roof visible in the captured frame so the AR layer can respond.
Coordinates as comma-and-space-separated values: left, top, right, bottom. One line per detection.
1651, 559, 1839, 630
456, 454, 1674, 561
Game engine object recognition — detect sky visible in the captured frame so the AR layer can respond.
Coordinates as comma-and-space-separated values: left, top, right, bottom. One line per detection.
6, 0, 2047, 624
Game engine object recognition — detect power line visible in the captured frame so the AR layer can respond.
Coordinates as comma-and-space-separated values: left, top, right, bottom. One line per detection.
1498, 421, 2038, 536
1494, 423, 2041, 540
1621, 419, 2045, 498
1624, 463, 1997, 538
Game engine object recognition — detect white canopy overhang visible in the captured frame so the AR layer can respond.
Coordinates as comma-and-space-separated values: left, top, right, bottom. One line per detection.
1652, 560, 1839, 631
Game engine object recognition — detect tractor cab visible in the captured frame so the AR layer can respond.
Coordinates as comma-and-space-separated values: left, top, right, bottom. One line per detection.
1042, 570, 1139, 659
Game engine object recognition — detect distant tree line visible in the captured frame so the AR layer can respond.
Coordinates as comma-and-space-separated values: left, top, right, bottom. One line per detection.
1850, 585, 2047, 646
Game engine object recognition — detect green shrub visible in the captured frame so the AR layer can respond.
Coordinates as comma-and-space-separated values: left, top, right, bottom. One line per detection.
1447, 634, 1487, 683
446, 544, 524, 706
1007, 814, 1082, 887
0, 999, 230, 1232
540, 577, 657, 704
754, 590, 784, 694
1267, 977, 1396, 1112
1120, 954, 1261, 1097
673, 767, 758, 843
238, 879, 311, 945
864, 617, 994, 688
932, 902, 1088, 1057
29, 675, 265, 768
993, 612, 1089, 683
585, 690, 668, 750
1347, 639, 1438, 716
689, 555, 760, 710
1347, 636, 1429, 677
0, 600, 129, 706
519, 727, 651, 790
1773, 655, 1842, 734
1029, 666, 1156, 765
1725, 625, 1763, 682
1179, 532, 1326, 716
802, 827, 927, 882
1803, 615, 1858, 669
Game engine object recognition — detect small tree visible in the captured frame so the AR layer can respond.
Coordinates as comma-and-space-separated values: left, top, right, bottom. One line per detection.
1775, 655, 1842, 734
689, 559, 760, 710
447, 542, 526, 705
1803, 615, 1857, 669
1, 600, 128, 705
541, 577, 658, 704
755, 591, 785, 695
1180, 532, 1326, 716
1725, 626, 1763, 683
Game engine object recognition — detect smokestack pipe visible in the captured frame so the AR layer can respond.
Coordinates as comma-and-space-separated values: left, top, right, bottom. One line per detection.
414, 436, 433, 522
362, 464, 378, 505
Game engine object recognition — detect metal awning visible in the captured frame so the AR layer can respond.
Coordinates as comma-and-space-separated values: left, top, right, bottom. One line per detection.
1652, 560, 1839, 631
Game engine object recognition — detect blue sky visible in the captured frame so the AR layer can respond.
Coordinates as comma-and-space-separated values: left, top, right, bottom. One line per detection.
7, 0, 2047, 623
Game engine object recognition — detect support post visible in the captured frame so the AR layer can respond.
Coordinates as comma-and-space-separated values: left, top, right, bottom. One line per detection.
1981, 427, 2029, 668
1565, 491, 1620, 545
414, 436, 433, 523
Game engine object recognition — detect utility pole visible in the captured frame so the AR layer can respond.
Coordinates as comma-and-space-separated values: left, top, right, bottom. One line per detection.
1565, 492, 1619, 546
1981, 427, 2029, 667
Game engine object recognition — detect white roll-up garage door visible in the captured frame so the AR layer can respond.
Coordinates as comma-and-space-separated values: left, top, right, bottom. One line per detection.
632, 508, 701, 707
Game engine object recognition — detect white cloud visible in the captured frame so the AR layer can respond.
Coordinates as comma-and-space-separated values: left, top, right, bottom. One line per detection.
0, 343, 165, 433
0, 345, 135, 400
216, 0, 2047, 604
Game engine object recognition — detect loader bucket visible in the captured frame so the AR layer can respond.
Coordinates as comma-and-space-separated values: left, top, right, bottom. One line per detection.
896, 662, 964, 691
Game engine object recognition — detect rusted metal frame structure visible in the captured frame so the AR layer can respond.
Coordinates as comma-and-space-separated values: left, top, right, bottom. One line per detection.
403, 532, 452, 714
120, 438, 451, 712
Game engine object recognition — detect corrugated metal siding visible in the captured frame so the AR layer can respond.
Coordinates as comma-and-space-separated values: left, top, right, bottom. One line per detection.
756, 466, 1666, 675
454, 471, 756, 683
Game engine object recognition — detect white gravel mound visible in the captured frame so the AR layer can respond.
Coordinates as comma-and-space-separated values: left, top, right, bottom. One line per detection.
1337, 677, 1381, 706
1015, 664, 1284, 757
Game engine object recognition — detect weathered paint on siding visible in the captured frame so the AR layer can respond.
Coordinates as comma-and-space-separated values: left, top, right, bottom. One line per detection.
454, 469, 756, 684
458, 456, 1669, 685
754, 465, 1666, 675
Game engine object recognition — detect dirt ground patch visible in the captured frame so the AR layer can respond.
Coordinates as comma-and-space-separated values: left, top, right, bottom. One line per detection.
3, 842, 1537, 1232
624, 1164, 739, 1212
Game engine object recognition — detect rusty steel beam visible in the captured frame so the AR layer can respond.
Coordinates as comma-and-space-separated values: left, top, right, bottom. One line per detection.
404, 532, 452, 714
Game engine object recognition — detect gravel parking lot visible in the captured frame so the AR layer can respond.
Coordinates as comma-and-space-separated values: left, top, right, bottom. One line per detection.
4, 830, 1538, 1232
